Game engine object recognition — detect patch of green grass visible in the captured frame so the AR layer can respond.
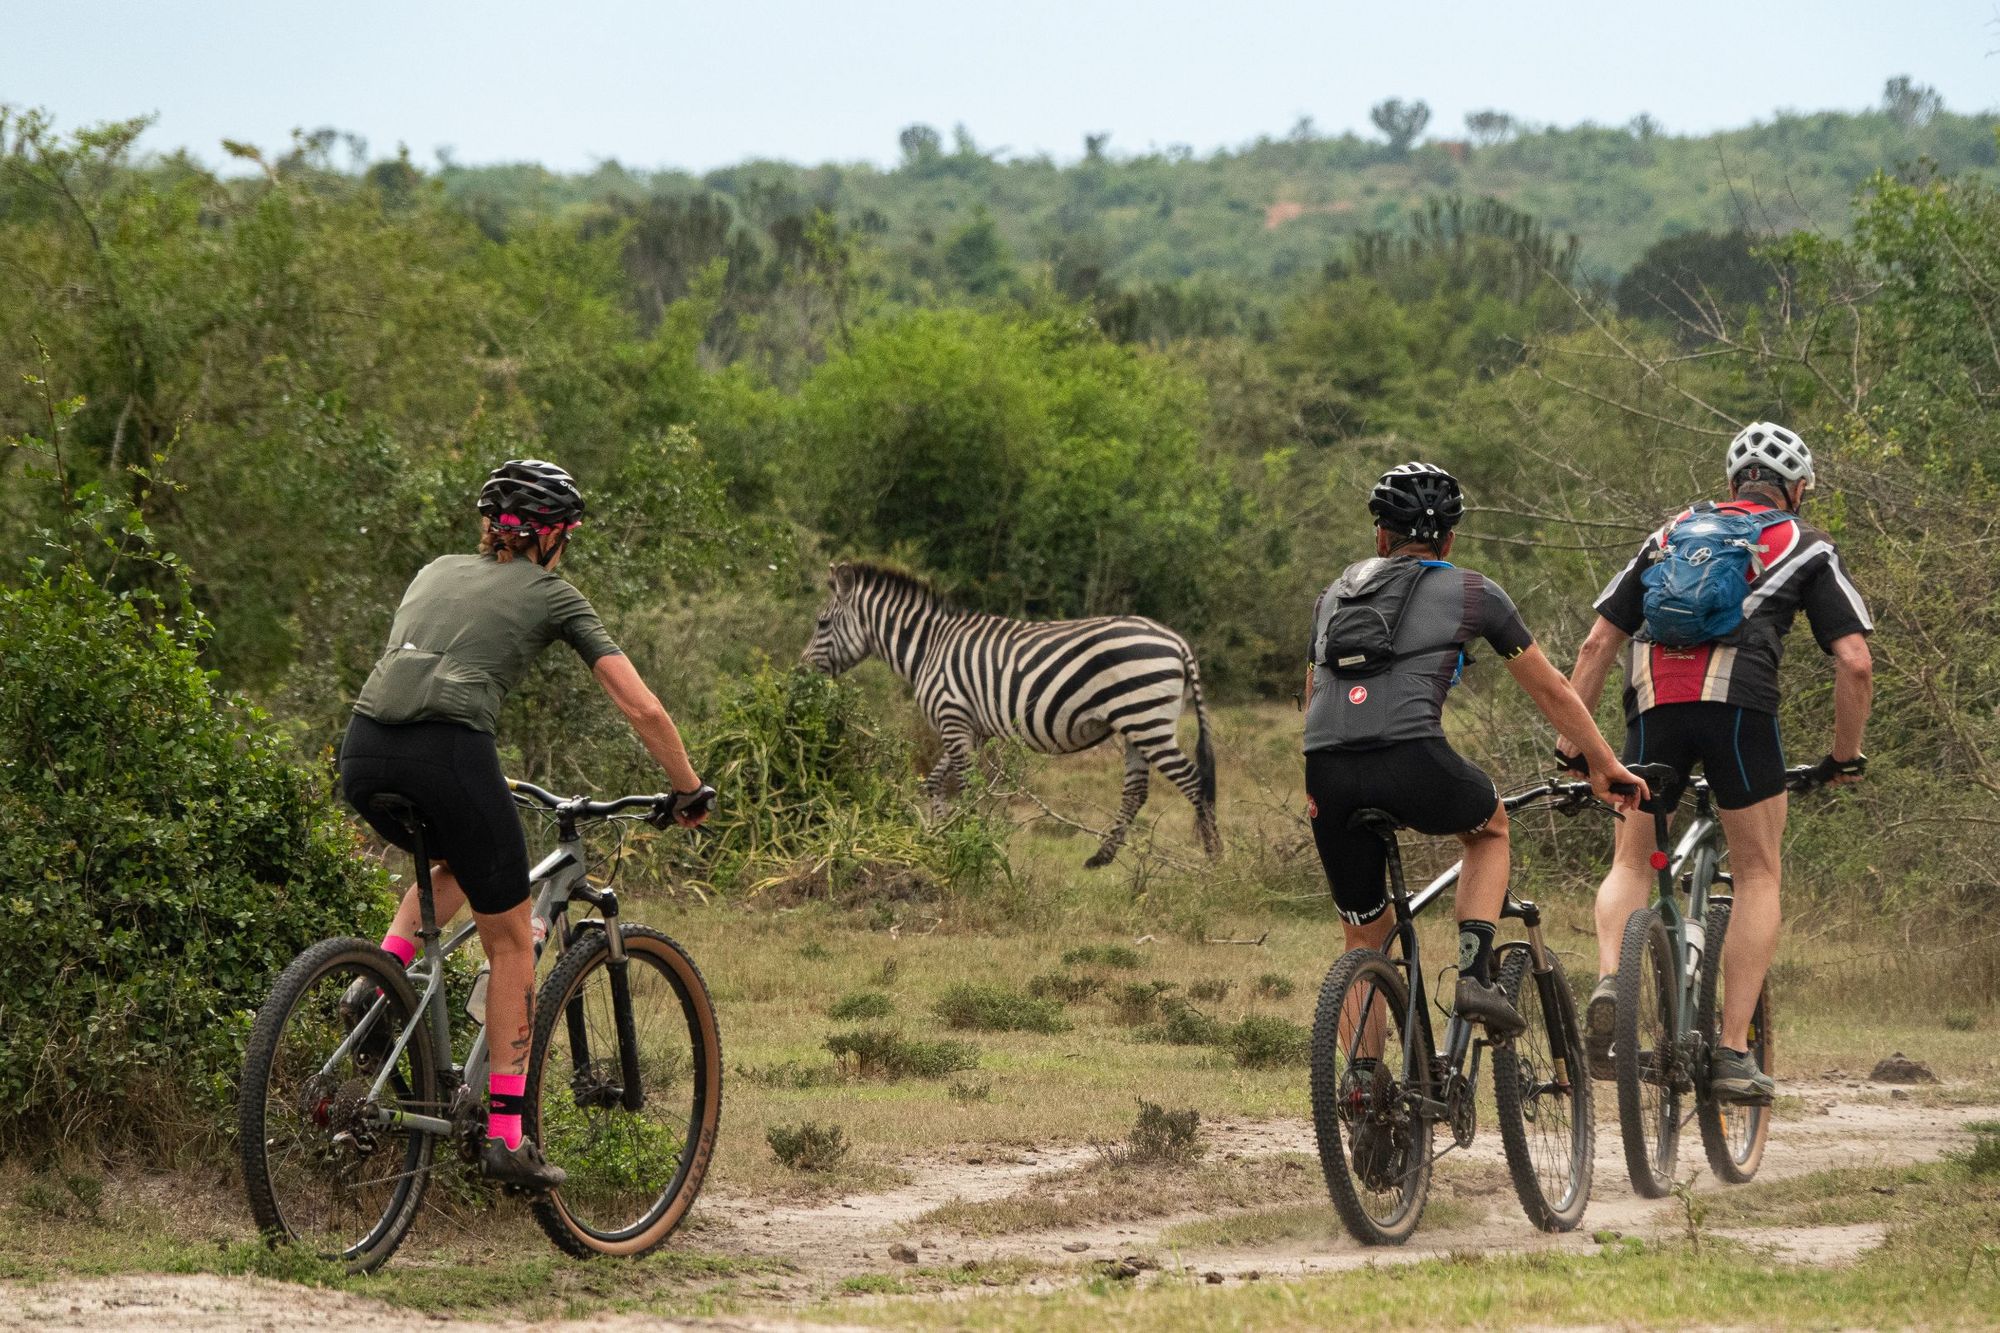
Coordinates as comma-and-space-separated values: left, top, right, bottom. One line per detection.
1138, 999, 1225, 1047
767, 1121, 850, 1172
1061, 944, 1141, 969
1944, 1010, 1977, 1031
917, 1154, 1320, 1237
1226, 1014, 1311, 1068
1159, 1195, 1484, 1249
838, 1273, 911, 1295
948, 1077, 993, 1103
825, 1027, 981, 1080
735, 1059, 839, 1089
1253, 972, 1297, 1000
1954, 1127, 2000, 1178
934, 983, 1070, 1033
1026, 971, 1103, 1003
797, 941, 832, 962
828, 990, 895, 1020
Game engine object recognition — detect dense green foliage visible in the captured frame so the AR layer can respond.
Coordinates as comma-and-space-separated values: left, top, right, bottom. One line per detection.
0, 414, 385, 1145
2, 92, 1998, 1145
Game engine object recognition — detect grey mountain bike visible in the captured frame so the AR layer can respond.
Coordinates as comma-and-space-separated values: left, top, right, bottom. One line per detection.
240, 778, 720, 1271
1604, 760, 1829, 1197
1309, 777, 1618, 1245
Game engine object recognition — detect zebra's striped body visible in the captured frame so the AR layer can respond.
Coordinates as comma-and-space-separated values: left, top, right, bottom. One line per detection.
802, 562, 1219, 867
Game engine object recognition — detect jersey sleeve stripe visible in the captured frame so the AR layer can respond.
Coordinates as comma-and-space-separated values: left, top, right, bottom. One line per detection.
1822, 549, 1875, 631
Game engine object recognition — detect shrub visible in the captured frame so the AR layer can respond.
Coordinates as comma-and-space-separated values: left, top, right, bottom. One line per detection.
828, 990, 895, 1021
948, 1077, 994, 1103
1254, 973, 1297, 1001
1062, 944, 1142, 970
825, 1028, 980, 1080
934, 984, 1070, 1034
1188, 978, 1234, 1002
1142, 998, 1226, 1047
696, 665, 1008, 897
1111, 980, 1177, 1024
1026, 971, 1103, 1003
767, 1121, 850, 1172
1227, 1015, 1312, 1069
1125, 1100, 1206, 1166
0, 557, 385, 1147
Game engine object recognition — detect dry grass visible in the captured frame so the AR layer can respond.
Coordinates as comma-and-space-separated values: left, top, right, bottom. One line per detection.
913, 1153, 1324, 1237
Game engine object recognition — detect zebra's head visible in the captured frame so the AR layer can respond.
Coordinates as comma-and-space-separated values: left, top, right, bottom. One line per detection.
801, 564, 872, 675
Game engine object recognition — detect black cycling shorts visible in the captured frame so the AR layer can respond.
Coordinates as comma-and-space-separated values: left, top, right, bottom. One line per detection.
339, 713, 532, 915
1306, 739, 1500, 926
1623, 702, 1785, 811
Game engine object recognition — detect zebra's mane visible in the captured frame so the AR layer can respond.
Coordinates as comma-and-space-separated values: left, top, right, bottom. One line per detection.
834, 560, 955, 612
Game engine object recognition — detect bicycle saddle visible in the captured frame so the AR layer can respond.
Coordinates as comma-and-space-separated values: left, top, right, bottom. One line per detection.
1623, 762, 1684, 814
365, 793, 433, 838
1347, 807, 1403, 839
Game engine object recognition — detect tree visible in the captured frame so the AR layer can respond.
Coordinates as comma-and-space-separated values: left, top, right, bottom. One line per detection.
1616, 229, 1780, 340
1083, 132, 1112, 163
897, 123, 942, 170
943, 206, 1014, 296
1465, 110, 1514, 146
1882, 76, 1943, 129
1370, 98, 1431, 158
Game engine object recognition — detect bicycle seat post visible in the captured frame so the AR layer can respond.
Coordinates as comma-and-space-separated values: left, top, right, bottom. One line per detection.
372, 796, 440, 960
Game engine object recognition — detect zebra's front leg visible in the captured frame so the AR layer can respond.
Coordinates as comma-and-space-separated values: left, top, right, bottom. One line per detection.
922, 722, 976, 819
1085, 742, 1151, 869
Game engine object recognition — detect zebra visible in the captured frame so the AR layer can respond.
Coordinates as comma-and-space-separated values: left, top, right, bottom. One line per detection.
800, 561, 1219, 868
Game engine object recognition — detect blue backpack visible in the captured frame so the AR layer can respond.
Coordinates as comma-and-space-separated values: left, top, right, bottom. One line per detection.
1640, 504, 1789, 647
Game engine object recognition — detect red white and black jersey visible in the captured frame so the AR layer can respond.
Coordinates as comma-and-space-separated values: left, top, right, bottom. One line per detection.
1594, 501, 1873, 723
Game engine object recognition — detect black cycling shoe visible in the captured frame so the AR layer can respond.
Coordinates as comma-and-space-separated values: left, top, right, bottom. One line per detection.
480, 1135, 567, 1192
1584, 976, 1618, 1081
1454, 975, 1527, 1038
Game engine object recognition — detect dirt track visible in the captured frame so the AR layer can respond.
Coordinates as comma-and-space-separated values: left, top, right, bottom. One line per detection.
2, 1077, 1989, 1330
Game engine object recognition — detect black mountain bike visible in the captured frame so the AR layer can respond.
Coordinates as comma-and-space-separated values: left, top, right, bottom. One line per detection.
1309, 777, 1618, 1245
240, 779, 720, 1271
1606, 761, 1829, 1197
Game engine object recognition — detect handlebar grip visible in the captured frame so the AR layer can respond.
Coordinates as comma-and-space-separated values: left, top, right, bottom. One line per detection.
653, 784, 717, 826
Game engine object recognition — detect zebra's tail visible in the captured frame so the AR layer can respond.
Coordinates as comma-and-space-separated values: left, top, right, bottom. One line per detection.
1188, 655, 1216, 810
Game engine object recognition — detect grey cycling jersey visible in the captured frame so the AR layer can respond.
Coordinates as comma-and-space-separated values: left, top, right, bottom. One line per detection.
354, 554, 622, 734
1303, 558, 1534, 752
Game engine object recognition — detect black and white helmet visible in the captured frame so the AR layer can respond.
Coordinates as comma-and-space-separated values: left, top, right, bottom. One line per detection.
1726, 423, 1815, 492
477, 459, 586, 532
1368, 461, 1465, 543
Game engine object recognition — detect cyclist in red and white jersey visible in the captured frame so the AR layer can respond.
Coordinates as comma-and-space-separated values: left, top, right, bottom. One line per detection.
1558, 423, 1873, 1103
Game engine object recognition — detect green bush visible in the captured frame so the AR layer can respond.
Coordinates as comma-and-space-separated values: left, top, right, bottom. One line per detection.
1124, 1100, 1206, 1166
933, 984, 1070, 1034
1140, 998, 1226, 1047
1188, 978, 1233, 1003
1254, 973, 1297, 1001
1226, 1015, 1312, 1069
824, 1028, 980, 1080
0, 564, 385, 1146
828, 990, 895, 1021
1026, 971, 1102, 1003
692, 665, 1007, 897
766, 1121, 850, 1172
1061, 944, 1142, 970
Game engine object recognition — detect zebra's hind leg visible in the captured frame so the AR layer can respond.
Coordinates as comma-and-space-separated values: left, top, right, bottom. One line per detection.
1085, 741, 1152, 869
1137, 736, 1220, 860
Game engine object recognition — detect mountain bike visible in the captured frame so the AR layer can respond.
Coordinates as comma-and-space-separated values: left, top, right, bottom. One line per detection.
1605, 761, 1828, 1197
239, 778, 720, 1272
1309, 777, 1618, 1245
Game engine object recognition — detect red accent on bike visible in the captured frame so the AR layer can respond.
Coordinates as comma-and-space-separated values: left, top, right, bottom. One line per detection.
1649, 851, 1669, 870
312, 1097, 331, 1128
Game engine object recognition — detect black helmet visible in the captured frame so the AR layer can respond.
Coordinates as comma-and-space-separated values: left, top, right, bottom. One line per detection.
477, 459, 585, 532
1368, 461, 1464, 543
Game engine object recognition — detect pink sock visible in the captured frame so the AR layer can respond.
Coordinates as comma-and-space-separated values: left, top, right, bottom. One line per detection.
488, 1072, 527, 1149
380, 934, 418, 968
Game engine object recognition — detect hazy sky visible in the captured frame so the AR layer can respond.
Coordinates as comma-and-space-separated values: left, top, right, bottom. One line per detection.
6, 1, 1996, 172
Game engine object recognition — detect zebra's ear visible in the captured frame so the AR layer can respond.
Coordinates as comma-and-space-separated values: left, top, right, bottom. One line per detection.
828, 561, 852, 592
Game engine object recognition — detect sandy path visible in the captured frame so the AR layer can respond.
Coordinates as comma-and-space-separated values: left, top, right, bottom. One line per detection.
2, 1079, 1988, 1328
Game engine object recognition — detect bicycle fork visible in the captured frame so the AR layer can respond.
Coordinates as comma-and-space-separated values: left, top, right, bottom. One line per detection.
562, 884, 647, 1114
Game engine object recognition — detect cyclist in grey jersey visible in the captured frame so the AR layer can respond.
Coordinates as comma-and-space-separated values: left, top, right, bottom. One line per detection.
1305, 464, 1645, 1034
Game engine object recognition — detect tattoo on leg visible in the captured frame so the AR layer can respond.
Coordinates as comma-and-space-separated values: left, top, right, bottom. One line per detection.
508, 981, 534, 1066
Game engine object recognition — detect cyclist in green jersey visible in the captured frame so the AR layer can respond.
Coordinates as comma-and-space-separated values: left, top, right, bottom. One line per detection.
340, 460, 712, 1189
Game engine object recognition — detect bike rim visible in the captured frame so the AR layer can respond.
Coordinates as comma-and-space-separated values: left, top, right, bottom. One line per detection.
258, 960, 429, 1262
1639, 927, 1679, 1176
1332, 963, 1427, 1230
1512, 969, 1584, 1213
537, 945, 708, 1241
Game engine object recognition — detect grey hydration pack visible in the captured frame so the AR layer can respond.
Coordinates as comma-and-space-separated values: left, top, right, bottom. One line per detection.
1314, 558, 1451, 678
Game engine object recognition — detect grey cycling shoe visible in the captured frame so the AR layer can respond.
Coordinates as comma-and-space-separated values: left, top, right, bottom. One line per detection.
480, 1135, 568, 1192
1454, 975, 1526, 1038
1709, 1047, 1775, 1105
1585, 976, 1618, 1081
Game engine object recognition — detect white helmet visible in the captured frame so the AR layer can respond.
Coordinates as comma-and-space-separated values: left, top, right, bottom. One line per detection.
1726, 422, 1815, 492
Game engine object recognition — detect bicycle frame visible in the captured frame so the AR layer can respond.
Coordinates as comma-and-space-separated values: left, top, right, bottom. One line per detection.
332, 797, 635, 1140
1641, 785, 1728, 1031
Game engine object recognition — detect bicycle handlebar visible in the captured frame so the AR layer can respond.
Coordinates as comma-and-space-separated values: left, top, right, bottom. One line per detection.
506, 778, 716, 825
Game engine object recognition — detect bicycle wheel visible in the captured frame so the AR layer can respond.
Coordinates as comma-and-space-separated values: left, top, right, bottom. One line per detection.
1695, 900, 1774, 1183
527, 924, 722, 1258
239, 937, 438, 1273
1493, 946, 1594, 1231
1613, 907, 1681, 1198
1309, 948, 1434, 1245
